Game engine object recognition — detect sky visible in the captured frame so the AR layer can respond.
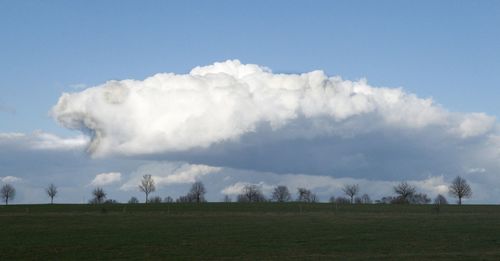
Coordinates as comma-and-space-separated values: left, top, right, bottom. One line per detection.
1, 1, 499, 204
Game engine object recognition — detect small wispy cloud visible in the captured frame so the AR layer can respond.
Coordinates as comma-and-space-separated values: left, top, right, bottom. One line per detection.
90, 172, 122, 186
467, 167, 486, 174
0, 176, 22, 183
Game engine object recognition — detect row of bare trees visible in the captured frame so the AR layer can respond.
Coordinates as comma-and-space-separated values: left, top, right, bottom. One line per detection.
0, 183, 58, 205
0, 175, 473, 205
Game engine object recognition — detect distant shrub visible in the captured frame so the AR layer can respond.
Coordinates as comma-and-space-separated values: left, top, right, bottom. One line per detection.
128, 197, 139, 204
335, 197, 351, 205
434, 194, 448, 205
148, 196, 163, 204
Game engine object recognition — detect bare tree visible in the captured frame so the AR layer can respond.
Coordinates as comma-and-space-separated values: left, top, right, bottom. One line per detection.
271, 185, 291, 202
342, 184, 359, 204
237, 184, 265, 202
164, 196, 173, 203
148, 196, 162, 204
176, 195, 193, 203
360, 194, 372, 204
46, 183, 58, 204
297, 188, 311, 202
91, 187, 106, 204
449, 176, 472, 205
189, 181, 206, 203
139, 174, 155, 203
335, 197, 351, 204
434, 194, 448, 205
410, 193, 431, 204
1, 184, 15, 205
296, 188, 317, 203
393, 181, 416, 203
128, 196, 139, 204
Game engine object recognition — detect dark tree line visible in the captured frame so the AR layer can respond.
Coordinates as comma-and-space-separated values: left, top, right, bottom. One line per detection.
0, 175, 474, 205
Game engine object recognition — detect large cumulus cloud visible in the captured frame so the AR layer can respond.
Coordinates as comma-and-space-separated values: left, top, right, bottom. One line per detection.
50, 60, 499, 180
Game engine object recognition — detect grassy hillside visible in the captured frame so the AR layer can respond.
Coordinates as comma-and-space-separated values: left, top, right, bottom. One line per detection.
1, 203, 500, 260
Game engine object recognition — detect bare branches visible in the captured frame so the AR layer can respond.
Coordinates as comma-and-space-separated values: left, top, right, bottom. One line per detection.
449, 176, 472, 205
271, 185, 291, 202
139, 174, 156, 203
297, 188, 318, 203
46, 184, 58, 204
393, 181, 416, 203
189, 181, 206, 203
237, 185, 266, 202
342, 184, 359, 204
1, 184, 15, 205
90, 187, 106, 204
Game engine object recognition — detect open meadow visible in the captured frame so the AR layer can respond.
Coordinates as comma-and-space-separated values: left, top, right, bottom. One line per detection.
1, 203, 500, 260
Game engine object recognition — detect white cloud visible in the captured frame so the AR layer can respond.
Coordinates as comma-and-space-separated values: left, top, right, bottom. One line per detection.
90, 172, 122, 186
120, 162, 221, 191
0, 131, 88, 151
451, 113, 496, 138
51, 60, 498, 157
0, 176, 22, 183
467, 168, 487, 174
221, 181, 273, 195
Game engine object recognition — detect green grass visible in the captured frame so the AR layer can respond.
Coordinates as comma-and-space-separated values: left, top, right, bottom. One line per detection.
1, 203, 500, 260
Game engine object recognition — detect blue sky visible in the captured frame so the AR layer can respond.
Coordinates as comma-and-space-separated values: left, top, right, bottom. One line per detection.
1, 1, 499, 204
1, 1, 499, 135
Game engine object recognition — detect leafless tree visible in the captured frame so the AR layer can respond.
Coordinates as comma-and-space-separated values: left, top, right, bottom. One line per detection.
378, 196, 395, 204
176, 195, 191, 203
335, 197, 351, 204
1, 184, 15, 205
128, 196, 139, 204
361, 194, 372, 204
46, 183, 58, 204
91, 187, 106, 204
296, 188, 317, 203
342, 184, 359, 204
148, 196, 162, 204
434, 194, 448, 205
237, 184, 265, 202
139, 174, 155, 203
223, 195, 232, 203
297, 188, 311, 202
271, 185, 291, 202
449, 176, 472, 205
189, 181, 206, 203
410, 193, 431, 204
164, 196, 173, 203
394, 181, 416, 203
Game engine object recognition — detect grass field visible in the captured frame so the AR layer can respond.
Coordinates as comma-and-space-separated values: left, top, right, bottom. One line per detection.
1, 203, 500, 260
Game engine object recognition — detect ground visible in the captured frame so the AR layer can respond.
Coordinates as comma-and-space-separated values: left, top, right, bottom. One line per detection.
1, 203, 500, 260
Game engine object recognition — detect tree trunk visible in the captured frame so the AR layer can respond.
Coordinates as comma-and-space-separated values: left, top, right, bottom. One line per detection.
51, 197, 53, 204
5, 198, 7, 205
459, 197, 462, 205
146, 193, 148, 204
